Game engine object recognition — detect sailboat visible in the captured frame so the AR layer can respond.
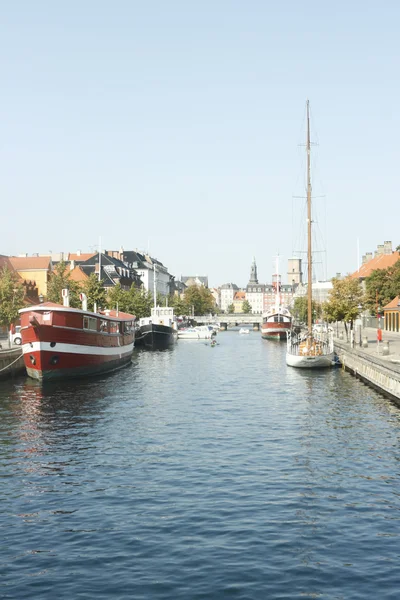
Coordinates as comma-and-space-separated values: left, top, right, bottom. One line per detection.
261, 256, 292, 340
286, 101, 334, 368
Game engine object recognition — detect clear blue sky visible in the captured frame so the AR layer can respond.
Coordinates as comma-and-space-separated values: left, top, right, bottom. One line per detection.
1, 1, 399, 287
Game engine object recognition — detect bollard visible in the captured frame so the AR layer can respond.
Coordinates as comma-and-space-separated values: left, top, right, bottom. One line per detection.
382, 341, 390, 356
362, 336, 368, 349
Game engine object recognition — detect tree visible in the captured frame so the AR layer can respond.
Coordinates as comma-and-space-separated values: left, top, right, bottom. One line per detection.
124, 286, 153, 319
107, 283, 130, 313
47, 261, 80, 307
292, 296, 321, 325
0, 267, 25, 332
242, 300, 252, 313
227, 303, 235, 314
81, 274, 107, 312
323, 276, 364, 338
168, 294, 189, 316
364, 260, 400, 314
184, 285, 215, 316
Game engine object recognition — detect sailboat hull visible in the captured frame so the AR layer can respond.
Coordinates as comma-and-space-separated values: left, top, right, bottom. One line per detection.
286, 351, 335, 368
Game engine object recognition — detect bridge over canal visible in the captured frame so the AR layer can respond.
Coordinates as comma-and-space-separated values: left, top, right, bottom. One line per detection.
195, 314, 262, 330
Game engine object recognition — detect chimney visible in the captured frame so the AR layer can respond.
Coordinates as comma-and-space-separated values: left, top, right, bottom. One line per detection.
362, 255, 367, 265
365, 252, 373, 262
79, 292, 87, 311
77, 249, 81, 256
376, 244, 384, 256
70, 260, 75, 270
384, 240, 392, 255
62, 288, 70, 307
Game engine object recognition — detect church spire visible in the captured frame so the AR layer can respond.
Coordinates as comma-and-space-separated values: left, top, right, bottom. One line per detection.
249, 257, 258, 284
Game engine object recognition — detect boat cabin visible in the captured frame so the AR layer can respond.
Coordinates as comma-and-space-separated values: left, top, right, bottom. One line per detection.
139, 306, 176, 329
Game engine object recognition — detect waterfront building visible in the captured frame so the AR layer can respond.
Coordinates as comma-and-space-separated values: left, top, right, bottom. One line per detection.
233, 290, 246, 313
293, 281, 333, 305
210, 287, 221, 307
287, 257, 303, 287
8, 255, 51, 297
80, 252, 141, 291
263, 283, 295, 312
245, 258, 265, 314
351, 240, 400, 290
106, 249, 174, 297
220, 283, 239, 312
181, 275, 208, 288
383, 296, 400, 333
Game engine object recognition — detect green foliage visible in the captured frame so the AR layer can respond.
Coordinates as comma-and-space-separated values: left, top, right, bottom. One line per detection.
364, 260, 400, 314
323, 276, 364, 326
0, 267, 25, 326
292, 296, 321, 324
46, 261, 80, 307
227, 303, 235, 314
107, 284, 153, 319
81, 273, 107, 312
183, 285, 215, 316
107, 283, 130, 313
168, 294, 189, 316
242, 300, 252, 313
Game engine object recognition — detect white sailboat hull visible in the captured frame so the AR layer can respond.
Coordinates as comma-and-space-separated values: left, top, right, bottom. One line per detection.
286, 351, 335, 368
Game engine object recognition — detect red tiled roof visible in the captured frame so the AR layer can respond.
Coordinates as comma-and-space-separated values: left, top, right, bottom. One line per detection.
68, 253, 96, 262
351, 252, 400, 279
384, 296, 400, 310
0, 255, 14, 271
69, 266, 89, 282
9, 256, 51, 270
234, 291, 246, 300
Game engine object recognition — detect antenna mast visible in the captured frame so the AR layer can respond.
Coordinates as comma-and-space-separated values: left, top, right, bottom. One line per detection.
306, 100, 312, 335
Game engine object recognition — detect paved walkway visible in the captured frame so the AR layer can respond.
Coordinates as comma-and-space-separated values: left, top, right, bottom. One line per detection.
334, 325, 400, 368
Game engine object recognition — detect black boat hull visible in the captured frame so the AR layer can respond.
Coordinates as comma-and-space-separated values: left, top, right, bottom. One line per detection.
135, 323, 177, 350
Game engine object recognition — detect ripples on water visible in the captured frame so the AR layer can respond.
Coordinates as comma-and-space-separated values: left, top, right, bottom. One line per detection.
1, 332, 400, 599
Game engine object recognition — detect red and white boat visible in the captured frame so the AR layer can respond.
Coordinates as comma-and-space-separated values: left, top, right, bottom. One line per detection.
19, 296, 135, 381
261, 257, 292, 341
261, 305, 292, 340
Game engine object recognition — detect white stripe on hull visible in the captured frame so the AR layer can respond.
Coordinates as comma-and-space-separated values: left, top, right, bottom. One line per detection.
286, 351, 334, 368
23, 341, 134, 357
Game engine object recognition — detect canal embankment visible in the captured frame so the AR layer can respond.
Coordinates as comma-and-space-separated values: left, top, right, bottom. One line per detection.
334, 326, 400, 404
0, 346, 25, 380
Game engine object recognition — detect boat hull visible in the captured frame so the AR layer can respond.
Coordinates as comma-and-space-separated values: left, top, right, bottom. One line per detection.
286, 351, 335, 368
22, 342, 134, 381
261, 323, 291, 341
135, 323, 177, 350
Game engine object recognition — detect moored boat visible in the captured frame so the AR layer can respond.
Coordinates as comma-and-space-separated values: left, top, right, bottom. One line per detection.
262, 257, 292, 340
135, 306, 178, 350
286, 100, 334, 368
19, 297, 135, 381
178, 325, 216, 340
261, 306, 292, 340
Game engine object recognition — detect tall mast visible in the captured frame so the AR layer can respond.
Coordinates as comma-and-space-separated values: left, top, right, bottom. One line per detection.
275, 255, 280, 308
153, 261, 157, 309
306, 100, 312, 335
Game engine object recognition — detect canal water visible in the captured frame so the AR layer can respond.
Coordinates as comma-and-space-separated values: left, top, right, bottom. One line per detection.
1, 331, 400, 599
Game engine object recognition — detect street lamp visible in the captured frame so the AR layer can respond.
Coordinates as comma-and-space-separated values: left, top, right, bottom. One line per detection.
358, 303, 362, 346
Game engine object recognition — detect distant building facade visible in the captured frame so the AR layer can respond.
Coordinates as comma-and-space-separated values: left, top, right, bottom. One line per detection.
220, 283, 239, 312
246, 258, 265, 314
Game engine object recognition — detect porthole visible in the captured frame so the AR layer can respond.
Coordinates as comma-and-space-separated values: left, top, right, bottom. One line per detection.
50, 355, 59, 366
50, 342, 56, 348
29, 355, 36, 365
